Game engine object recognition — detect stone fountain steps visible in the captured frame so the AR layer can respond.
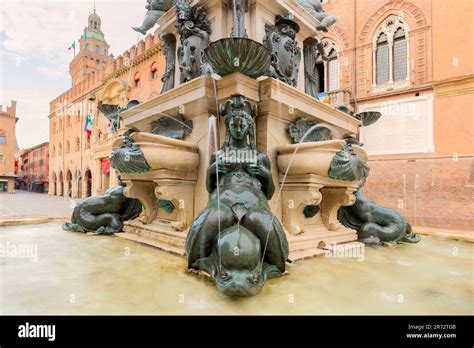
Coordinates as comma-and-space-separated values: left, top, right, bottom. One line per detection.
117, 232, 185, 256
289, 241, 364, 261
118, 220, 187, 256
287, 227, 359, 260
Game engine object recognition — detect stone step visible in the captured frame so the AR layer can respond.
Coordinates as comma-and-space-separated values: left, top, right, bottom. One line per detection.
123, 223, 187, 249
288, 233, 357, 252
326, 241, 364, 251
286, 229, 355, 243
117, 232, 185, 257
289, 247, 328, 261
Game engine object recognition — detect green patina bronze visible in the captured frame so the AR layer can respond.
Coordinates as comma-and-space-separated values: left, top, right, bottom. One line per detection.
288, 117, 333, 143
160, 33, 177, 94
133, 0, 176, 35
328, 144, 370, 182
176, 0, 212, 83
109, 130, 151, 174
204, 38, 271, 79
158, 199, 175, 214
303, 204, 320, 219
338, 190, 421, 245
150, 114, 192, 140
185, 95, 289, 297
297, 0, 337, 32
264, 15, 302, 87
62, 183, 142, 235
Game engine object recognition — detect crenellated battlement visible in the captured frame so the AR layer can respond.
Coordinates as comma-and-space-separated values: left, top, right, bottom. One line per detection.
50, 32, 161, 113
0, 100, 17, 118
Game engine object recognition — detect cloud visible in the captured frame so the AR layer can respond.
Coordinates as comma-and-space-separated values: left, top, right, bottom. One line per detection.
2, 0, 145, 59
0, 0, 152, 149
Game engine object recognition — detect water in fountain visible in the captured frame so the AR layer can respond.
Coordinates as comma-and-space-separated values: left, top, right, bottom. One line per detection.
260, 121, 337, 271
208, 115, 223, 271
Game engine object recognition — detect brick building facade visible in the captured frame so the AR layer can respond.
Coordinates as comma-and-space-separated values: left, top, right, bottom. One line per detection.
313, 0, 473, 231
0, 101, 19, 193
48, 8, 165, 199
17, 142, 50, 193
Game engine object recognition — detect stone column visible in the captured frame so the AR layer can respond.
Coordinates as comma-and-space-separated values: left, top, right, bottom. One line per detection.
93, 159, 102, 196
71, 179, 78, 198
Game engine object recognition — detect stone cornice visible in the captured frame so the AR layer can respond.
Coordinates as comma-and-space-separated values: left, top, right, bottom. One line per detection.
433, 74, 474, 98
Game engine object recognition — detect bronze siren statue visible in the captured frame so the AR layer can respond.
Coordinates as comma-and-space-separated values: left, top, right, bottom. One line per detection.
185, 95, 289, 297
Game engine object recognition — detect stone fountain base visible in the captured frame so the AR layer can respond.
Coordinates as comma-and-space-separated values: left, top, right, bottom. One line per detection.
119, 220, 187, 256
114, 73, 365, 261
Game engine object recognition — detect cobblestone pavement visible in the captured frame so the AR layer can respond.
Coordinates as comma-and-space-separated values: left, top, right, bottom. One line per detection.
0, 191, 81, 219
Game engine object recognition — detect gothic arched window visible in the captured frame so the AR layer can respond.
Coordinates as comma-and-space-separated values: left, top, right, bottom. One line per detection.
327, 48, 340, 91
376, 33, 389, 85
373, 16, 409, 88
75, 137, 80, 152
393, 28, 408, 82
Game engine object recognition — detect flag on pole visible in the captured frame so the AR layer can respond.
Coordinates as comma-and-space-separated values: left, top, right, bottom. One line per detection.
83, 114, 92, 136
317, 92, 330, 104
84, 27, 88, 49
68, 42, 76, 56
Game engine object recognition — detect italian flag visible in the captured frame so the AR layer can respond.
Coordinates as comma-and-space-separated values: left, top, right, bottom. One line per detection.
83, 114, 93, 136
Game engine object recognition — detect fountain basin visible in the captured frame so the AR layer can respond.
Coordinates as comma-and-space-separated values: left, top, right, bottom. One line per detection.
204, 38, 271, 79
113, 132, 200, 172
276, 139, 367, 180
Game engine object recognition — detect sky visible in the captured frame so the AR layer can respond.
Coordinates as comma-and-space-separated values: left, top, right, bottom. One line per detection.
0, 0, 147, 149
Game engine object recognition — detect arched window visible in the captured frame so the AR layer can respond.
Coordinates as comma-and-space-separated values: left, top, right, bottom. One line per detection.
66, 141, 70, 154
66, 116, 71, 127
327, 48, 340, 91
134, 72, 141, 87
393, 28, 407, 82
77, 111, 81, 123
0, 131, 6, 144
86, 43, 90, 51
304, 38, 340, 94
373, 16, 409, 88
95, 45, 100, 54
75, 137, 80, 152
376, 33, 389, 85
151, 62, 159, 79
58, 143, 62, 155
52, 146, 56, 157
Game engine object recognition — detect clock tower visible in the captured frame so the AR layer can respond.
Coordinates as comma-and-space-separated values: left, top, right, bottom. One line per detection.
69, 7, 110, 86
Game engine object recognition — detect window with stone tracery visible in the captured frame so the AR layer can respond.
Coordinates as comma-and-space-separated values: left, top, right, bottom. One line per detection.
315, 39, 340, 93
373, 16, 409, 90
